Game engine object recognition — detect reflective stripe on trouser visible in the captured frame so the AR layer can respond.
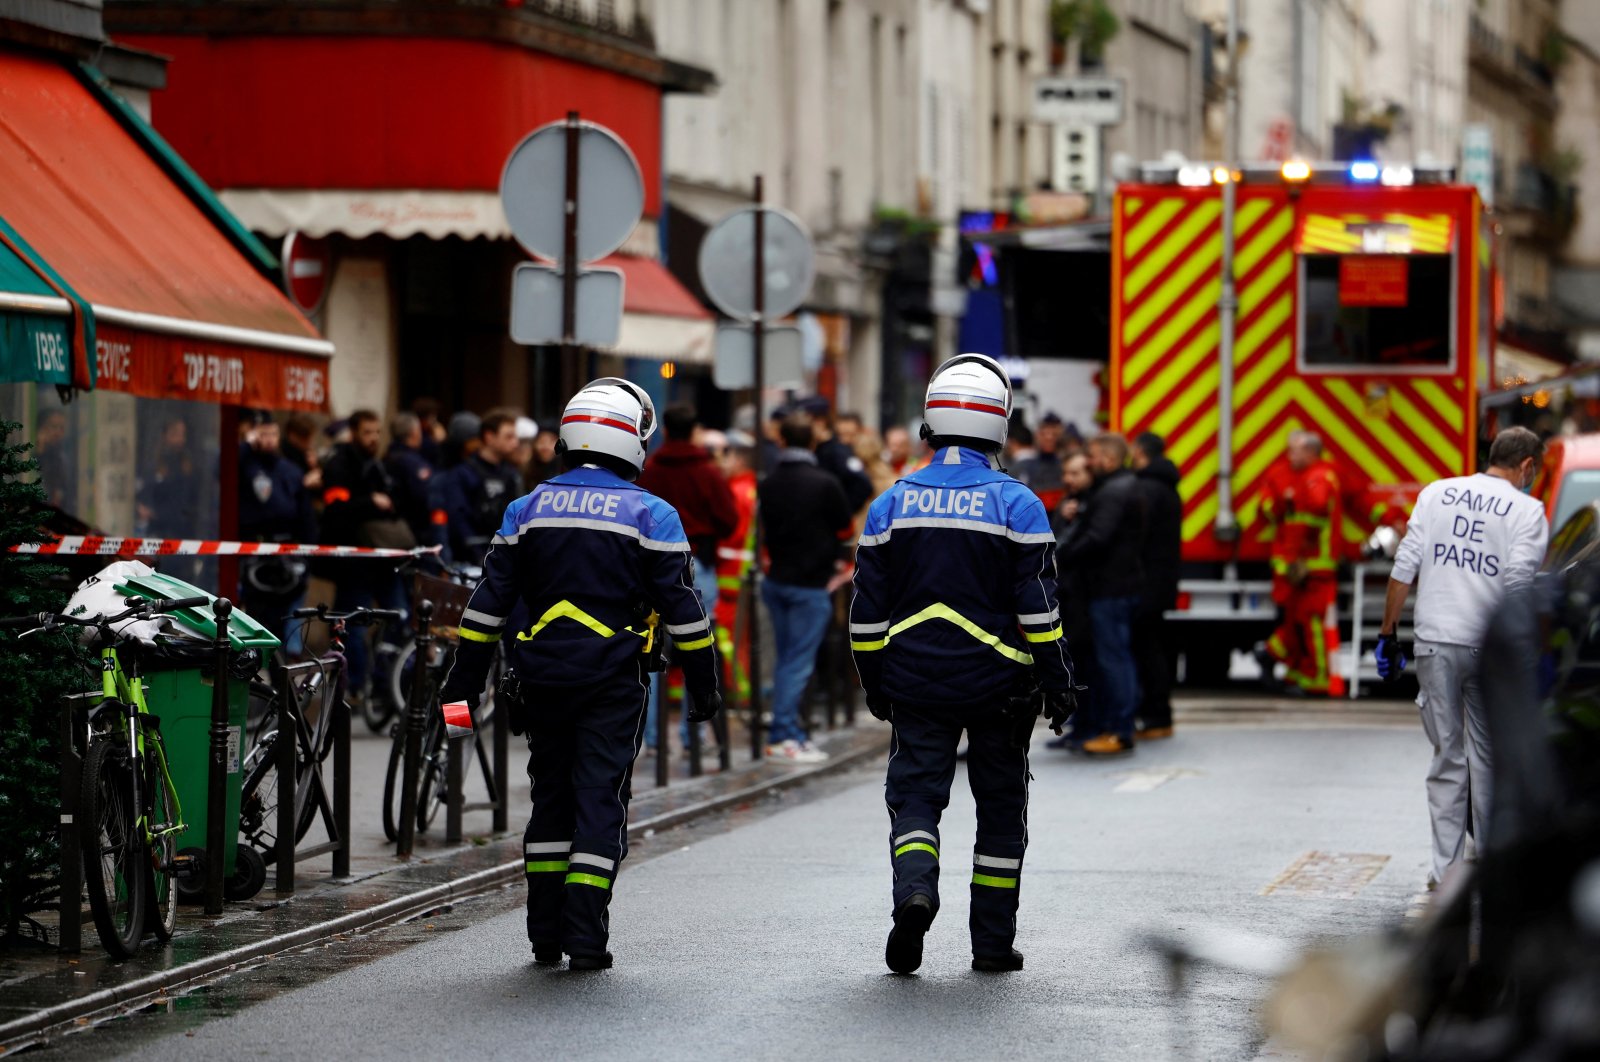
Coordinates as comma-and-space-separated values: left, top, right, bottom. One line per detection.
1268, 580, 1334, 694
1414, 645, 1490, 885
522, 664, 649, 954
885, 702, 1029, 955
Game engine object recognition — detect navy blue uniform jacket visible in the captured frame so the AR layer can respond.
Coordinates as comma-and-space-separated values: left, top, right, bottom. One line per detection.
451, 466, 719, 694
850, 446, 1074, 707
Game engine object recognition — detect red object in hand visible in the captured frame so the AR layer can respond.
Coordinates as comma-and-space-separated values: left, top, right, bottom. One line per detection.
442, 700, 473, 739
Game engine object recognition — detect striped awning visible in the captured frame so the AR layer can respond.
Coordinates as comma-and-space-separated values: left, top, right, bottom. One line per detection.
1295, 212, 1455, 255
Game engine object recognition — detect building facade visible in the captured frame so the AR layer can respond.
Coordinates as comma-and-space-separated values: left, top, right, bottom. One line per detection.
106, 0, 714, 425
654, 0, 1055, 430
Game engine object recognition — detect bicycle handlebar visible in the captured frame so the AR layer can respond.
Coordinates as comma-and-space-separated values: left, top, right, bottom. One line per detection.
0, 595, 217, 634
289, 605, 405, 626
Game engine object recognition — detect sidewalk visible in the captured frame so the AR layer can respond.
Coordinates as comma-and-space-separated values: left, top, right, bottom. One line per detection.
0, 711, 888, 1050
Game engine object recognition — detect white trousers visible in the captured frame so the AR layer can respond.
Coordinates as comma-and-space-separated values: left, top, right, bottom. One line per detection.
1414, 642, 1491, 885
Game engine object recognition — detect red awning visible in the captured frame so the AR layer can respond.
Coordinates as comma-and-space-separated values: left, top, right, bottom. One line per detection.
595, 255, 713, 364
598, 254, 711, 320
0, 52, 332, 409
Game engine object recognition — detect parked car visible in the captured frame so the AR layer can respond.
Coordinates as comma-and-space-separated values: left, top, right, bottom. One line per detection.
1531, 433, 1600, 533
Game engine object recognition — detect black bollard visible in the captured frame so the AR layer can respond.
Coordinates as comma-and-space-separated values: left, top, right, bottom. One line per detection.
204, 597, 233, 916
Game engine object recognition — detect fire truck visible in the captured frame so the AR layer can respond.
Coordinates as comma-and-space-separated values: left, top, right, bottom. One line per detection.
1108, 160, 1489, 686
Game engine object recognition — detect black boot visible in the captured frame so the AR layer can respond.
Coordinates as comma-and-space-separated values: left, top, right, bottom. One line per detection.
885, 893, 935, 974
568, 951, 614, 971
972, 948, 1024, 972
532, 942, 562, 965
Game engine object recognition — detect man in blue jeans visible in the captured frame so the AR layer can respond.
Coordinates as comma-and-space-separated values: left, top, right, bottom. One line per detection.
1055, 433, 1146, 757
757, 413, 854, 763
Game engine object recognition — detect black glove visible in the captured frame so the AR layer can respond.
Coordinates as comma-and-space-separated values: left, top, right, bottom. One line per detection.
687, 689, 723, 724
1044, 686, 1081, 735
437, 674, 481, 710
866, 692, 891, 722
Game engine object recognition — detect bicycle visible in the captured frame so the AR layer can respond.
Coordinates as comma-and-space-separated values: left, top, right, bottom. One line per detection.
380, 581, 502, 843
237, 604, 403, 857
1, 595, 212, 958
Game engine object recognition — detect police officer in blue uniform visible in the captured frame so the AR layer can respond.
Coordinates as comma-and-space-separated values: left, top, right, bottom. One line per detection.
851, 354, 1078, 975
439, 378, 721, 971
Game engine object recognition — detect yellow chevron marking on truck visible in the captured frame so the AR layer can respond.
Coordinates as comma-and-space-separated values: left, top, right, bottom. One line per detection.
1125, 238, 1221, 341
1320, 380, 1441, 482
1232, 336, 1292, 410
1387, 387, 1460, 471
1122, 197, 1185, 261
1234, 207, 1293, 277
1125, 200, 1221, 302
1412, 378, 1465, 433
1125, 320, 1218, 425
1125, 277, 1220, 381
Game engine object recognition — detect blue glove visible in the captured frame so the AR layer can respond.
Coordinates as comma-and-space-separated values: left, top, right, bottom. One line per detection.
1375, 633, 1408, 681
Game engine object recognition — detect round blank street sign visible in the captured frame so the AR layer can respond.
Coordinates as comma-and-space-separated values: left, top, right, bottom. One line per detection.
698, 206, 815, 321
500, 119, 644, 263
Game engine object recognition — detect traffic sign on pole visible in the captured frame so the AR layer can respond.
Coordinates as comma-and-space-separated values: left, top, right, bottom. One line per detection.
1032, 77, 1125, 126
698, 206, 815, 322
712, 323, 804, 390
509, 264, 624, 348
281, 232, 332, 315
499, 118, 644, 264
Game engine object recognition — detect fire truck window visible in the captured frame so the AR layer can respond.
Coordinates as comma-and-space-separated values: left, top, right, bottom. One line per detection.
1301, 255, 1453, 369
1553, 470, 1600, 535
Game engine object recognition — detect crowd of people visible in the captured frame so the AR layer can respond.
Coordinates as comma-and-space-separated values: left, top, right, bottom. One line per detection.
234, 386, 1192, 762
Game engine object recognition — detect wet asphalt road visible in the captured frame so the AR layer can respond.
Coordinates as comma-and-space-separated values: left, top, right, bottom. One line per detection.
53, 724, 1432, 1061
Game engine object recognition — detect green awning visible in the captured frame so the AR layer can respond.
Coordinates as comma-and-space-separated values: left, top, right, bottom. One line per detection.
0, 239, 73, 387
0, 213, 92, 389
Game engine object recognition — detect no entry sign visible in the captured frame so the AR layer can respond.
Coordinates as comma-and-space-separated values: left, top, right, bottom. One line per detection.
282, 232, 333, 315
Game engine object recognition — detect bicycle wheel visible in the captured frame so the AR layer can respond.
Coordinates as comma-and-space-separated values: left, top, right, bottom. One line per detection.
80, 736, 148, 958
238, 729, 317, 854
417, 715, 450, 834
381, 723, 405, 842
144, 749, 179, 941
370, 641, 411, 733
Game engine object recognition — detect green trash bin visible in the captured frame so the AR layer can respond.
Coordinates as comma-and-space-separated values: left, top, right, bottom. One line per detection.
115, 571, 281, 898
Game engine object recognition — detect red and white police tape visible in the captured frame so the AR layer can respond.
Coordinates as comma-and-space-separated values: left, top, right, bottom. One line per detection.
6, 536, 442, 559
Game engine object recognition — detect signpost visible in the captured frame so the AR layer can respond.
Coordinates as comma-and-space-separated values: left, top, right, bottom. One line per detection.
698, 180, 816, 760
1031, 76, 1125, 126
500, 114, 643, 389
1033, 77, 1124, 216
281, 232, 332, 315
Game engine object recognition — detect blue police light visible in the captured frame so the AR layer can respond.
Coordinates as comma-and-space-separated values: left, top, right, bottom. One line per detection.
1349, 161, 1380, 182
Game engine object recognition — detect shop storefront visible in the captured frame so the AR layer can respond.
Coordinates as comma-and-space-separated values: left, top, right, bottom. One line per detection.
0, 51, 331, 578
107, 9, 714, 425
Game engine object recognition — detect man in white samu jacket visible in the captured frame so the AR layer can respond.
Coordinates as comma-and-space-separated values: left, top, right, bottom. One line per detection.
1376, 427, 1548, 889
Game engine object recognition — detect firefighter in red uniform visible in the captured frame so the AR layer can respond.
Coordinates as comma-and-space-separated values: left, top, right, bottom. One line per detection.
1256, 431, 1342, 695
714, 431, 758, 700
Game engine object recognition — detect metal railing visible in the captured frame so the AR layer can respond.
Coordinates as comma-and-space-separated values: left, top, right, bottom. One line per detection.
269, 655, 352, 895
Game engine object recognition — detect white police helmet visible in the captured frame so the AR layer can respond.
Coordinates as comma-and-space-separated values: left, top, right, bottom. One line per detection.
558, 377, 657, 473
922, 353, 1013, 449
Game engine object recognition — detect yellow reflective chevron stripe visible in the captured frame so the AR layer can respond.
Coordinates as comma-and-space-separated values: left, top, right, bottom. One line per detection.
888, 603, 1033, 665
517, 600, 619, 641
459, 627, 501, 643
1023, 625, 1064, 643
851, 638, 887, 651
565, 872, 612, 889
894, 842, 939, 859
673, 634, 714, 651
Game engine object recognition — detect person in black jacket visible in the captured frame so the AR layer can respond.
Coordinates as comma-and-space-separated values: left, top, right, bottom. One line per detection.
757, 413, 854, 763
1049, 451, 1100, 748
239, 413, 317, 652
385, 412, 436, 547
799, 395, 873, 512
1132, 433, 1182, 739
1056, 433, 1146, 756
320, 409, 411, 696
